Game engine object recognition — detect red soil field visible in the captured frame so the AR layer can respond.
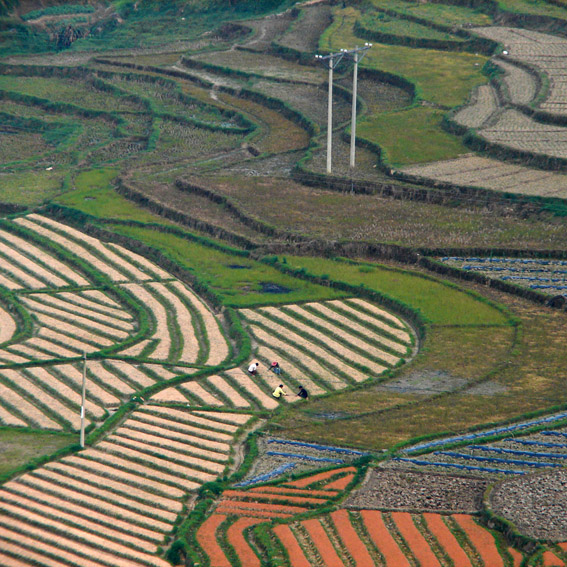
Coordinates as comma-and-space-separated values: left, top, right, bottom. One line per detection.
325, 473, 354, 491
196, 514, 231, 567
453, 514, 504, 567
223, 489, 329, 505
543, 551, 566, 567
392, 512, 441, 567
360, 510, 410, 567
273, 524, 312, 567
423, 512, 472, 567
302, 518, 345, 567
217, 499, 308, 515
249, 486, 337, 498
226, 517, 262, 567
284, 466, 356, 488
331, 509, 374, 566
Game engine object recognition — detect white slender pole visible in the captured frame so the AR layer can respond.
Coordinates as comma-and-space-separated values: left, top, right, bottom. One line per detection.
327, 61, 334, 174
80, 351, 86, 448
350, 51, 359, 169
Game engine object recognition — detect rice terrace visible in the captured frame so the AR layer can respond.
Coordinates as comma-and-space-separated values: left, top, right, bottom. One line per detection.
2, 0, 567, 565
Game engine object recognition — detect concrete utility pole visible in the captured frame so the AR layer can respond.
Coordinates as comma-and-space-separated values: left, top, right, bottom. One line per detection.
315, 51, 346, 174
341, 43, 372, 169
80, 351, 87, 448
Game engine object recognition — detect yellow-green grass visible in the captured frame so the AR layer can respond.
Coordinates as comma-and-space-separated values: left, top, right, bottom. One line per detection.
0, 169, 69, 206
0, 429, 76, 477
360, 11, 463, 42
282, 256, 509, 326
0, 75, 144, 113
356, 107, 469, 166
320, 6, 488, 107
54, 168, 174, 225
369, 0, 492, 27
106, 224, 347, 306
496, 0, 567, 19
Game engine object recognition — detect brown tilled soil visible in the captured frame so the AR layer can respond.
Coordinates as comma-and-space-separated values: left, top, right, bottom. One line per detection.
491, 470, 567, 541
345, 469, 489, 513
277, 4, 332, 53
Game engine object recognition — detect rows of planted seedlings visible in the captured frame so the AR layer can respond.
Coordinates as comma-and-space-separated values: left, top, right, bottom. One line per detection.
239, 298, 413, 402
0, 406, 255, 567
439, 257, 567, 293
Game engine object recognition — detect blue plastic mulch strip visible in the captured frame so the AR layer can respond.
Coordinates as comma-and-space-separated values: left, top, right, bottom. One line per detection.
437, 451, 561, 469
266, 451, 345, 464
235, 463, 297, 487
468, 445, 567, 459
267, 438, 368, 456
505, 438, 567, 449
542, 431, 567, 439
402, 411, 567, 454
393, 457, 524, 475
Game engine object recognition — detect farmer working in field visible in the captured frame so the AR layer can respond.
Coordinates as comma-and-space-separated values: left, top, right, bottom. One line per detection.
248, 361, 259, 375
272, 384, 287, 399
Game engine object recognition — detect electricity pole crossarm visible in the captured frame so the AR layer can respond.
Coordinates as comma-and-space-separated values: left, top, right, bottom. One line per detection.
315, 52, 346, 174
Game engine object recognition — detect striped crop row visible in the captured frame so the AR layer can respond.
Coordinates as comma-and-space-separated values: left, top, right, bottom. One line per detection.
0, 407, 254, 567
196, 466, 354, 567
273, 510, 522, 567
239, 298, 412, 398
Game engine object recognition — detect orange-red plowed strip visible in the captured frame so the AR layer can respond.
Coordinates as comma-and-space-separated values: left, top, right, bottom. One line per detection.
331, 509, 374, 566
508, 547, 523, 567
360, 510, 410, 567
392, 512, 441, 567
453, 514, 504, 567
215, 506, 292, 519
217, 499, 308, 515
285, 467, 356, 488
424, 513, 472, 567
558, 543, 567, 552
543, 551, 566, 567
302, 518, 344, 567
273, 524, 312, 567
223, 489, 327, 505
196, 514, 231, 567
249, 486, 337, 498
325, 474, 354, 491
226, 517, 262, 567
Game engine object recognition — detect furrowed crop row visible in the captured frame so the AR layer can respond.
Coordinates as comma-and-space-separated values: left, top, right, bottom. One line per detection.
13, 217, 133, 282
261, 305, 396, 369
0, 228, 90, 287
494, 59, 538, 105
241, 308, 367, 383
0, 407, 254, 567
284, 466, 357, 489
273, 510, 513, 567
249, 324, 348, 391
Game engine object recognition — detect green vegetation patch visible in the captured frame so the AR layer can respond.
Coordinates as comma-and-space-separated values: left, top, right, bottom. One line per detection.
357, 106, 469, 167
22, 4, 96, 21
321, 6, 488, 107
0, 428, 75, 477
54, 168, 173, 224
369, 0, 492, 27
282, 256, 509, 326
106, 224, 346, 306
0, 168, 68, 206
360, 11, 463, 42
495, 0, 567, 20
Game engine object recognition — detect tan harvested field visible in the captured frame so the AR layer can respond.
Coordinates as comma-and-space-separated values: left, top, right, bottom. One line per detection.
170, 281, 230, 366
402, 154, 567, 197
106, 243, 172, 280
494, 58, 538, 105
224, 368, 279, 409
148, 386, 188, 403
207, 374, 251, 408
453, 84, 499, 129
178, 381, 224, 406
0, 229, 90, 287
0, 305, 16, 345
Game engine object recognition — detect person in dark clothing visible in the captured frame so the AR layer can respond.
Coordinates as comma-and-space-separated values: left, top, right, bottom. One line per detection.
297, 385, 308, 399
